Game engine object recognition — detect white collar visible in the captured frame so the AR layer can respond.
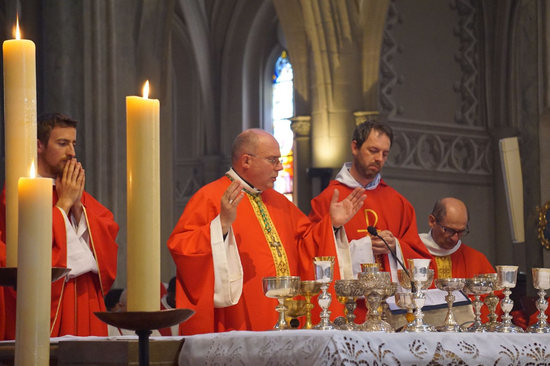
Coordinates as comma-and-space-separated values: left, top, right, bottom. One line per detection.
420, 230, 462, 256
226, 168, 262, 195
335, 162, 381, 190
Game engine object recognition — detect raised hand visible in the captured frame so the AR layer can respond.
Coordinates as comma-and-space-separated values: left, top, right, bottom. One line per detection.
329, 187, 366, 229
220, 180, 245, 235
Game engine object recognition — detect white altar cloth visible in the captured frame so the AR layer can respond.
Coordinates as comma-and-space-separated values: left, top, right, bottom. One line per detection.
178, 330, 550, 366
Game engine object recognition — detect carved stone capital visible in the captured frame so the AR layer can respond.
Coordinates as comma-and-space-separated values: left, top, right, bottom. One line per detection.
289, 116, 312, 137
354, 111, 380, 126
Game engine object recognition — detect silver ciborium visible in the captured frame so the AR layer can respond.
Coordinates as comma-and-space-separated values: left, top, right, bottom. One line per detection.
262, 276, 301, 330
495, 265, 523, 333
358, 271, 394, 332
475, 273, 502, 331
299, 280, 322, 330
527, 268, 550, 333
434, 278, 466, 332
313, 256, 335, 330
334, 279, 364, 330
462, 278, 493, 332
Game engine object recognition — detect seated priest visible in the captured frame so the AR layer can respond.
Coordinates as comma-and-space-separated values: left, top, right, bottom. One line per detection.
308, 121, 432, 323
0, 112, 119, 339
167, 128, 366, 335
420, 197, 498, 322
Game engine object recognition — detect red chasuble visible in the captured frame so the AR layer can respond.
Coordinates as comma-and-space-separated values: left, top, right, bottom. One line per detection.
168, 176, 335, 335
309, 179, 432, 322
431, 242, 499, 322
0, 186, 119, 339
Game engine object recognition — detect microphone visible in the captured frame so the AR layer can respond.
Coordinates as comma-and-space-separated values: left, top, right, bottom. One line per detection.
367, 226, 416, 293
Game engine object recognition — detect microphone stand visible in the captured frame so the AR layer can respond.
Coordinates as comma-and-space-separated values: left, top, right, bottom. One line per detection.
367, 226, 416, 293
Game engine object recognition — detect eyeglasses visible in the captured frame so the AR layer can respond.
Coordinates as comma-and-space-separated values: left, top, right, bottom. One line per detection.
246, 153, 284, 166
436, 221, 470, 238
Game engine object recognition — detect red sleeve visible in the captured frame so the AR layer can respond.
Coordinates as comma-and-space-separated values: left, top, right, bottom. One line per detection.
167, 182, 221, 335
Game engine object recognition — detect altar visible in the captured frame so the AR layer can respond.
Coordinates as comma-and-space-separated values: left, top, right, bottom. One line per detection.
178, 330, 550, 366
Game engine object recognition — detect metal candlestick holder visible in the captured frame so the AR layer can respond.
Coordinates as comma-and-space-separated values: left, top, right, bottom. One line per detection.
527, 268, 550, 333
334, 279, 364, 330
476, 273, 502, 331
262, 276, 301, 330
299, 280, 322, 329
462, 278, 493, 332
434, 278, 466, 332
0, 267, 71, 288
95, 309, 194, 366
313, 256, 335, 330
495, 265, 523, 333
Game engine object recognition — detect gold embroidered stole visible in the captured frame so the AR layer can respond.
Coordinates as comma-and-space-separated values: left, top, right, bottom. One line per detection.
435, 255, 453, 279
247, 193, 290, 276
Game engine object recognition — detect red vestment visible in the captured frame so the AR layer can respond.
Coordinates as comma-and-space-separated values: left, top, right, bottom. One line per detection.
309, 179, 432, 322
0, 187, 118, 339
429, 241, 498, 322
167, 176, 334, 335
431, 243, 495, 279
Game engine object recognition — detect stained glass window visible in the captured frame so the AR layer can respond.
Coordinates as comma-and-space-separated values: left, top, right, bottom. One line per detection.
272, 50, 294, 201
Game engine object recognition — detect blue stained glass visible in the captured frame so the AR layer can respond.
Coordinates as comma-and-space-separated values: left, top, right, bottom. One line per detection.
272, 50, 294, 200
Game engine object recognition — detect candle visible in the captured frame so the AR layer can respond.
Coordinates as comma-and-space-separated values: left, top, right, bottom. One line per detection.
126, 81, 160, 311
2, 18, 37, 267
14, 163, 52, 365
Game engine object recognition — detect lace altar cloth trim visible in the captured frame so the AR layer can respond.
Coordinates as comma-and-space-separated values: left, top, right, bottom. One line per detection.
179, 330, 550, 365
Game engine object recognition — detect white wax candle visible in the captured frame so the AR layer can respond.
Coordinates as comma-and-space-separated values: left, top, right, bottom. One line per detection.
126, 81, 160, 311
14, 173, 52, 365
2, 22, 37, 267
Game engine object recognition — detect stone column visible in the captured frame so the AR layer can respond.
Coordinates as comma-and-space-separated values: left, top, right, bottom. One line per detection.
290, 116, 311, 212
353, 111, 380, 126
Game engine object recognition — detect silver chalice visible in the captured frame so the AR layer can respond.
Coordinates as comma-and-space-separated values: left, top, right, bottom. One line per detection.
334, 279, 364, 330
262, 276, 301, 330
434, 278, 466, 332
527, 268, 550, 333
495, 265, 523, 333
462, 278, 493, 332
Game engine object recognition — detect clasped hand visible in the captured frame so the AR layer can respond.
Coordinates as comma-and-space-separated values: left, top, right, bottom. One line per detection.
55, 158, 85, 223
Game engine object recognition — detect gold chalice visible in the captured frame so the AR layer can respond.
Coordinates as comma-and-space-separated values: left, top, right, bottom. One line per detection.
284, 299, 307, 328
299, 280, 322, 329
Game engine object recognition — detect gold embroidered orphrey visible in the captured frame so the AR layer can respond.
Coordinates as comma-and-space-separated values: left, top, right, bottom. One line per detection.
537, 201, 550, 250
248, 193, 290, 276
434, 256, 453, 279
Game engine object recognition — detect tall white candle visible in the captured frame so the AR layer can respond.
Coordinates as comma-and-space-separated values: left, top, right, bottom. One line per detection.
14, 164, 52, 365
126, 81, 160, 311
2, 18, 37, 267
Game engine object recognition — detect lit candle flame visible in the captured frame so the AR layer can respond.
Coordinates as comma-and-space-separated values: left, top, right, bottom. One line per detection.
15, 15, 21, 40
30, 160, 35, 179
142, 80, 149, 99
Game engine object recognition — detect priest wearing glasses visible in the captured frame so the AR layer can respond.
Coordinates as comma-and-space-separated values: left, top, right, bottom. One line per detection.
168, 128, 366, 335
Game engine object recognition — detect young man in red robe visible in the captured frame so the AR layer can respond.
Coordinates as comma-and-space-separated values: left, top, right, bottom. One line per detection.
309, 122, 432, 323
168, 129, 366, 335
0, 113, 119, 339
